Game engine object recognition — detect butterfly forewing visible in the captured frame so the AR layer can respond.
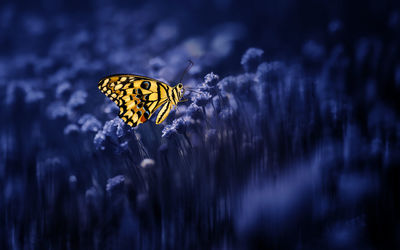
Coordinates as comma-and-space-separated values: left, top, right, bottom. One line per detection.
99, 74, 171, 127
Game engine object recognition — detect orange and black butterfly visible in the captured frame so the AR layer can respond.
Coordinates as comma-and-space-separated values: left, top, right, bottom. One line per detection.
98, 74, 186, 127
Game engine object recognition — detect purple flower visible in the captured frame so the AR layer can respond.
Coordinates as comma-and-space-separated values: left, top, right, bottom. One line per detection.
85, 186, 102, 203
93, 131, 106, 150
218, 76, 237, 94
102, 103, 120, 117
193, 92, 212, 107
81, 117, 102, 133
173, 117, 188, 134
219, 108, 234, 121
106, 175, 125, 192
162, 124, 177, 138
205, 129, 217, 142
140, 158, 155, 169
55, 81, 71, 99
78, 114, 102, 133
46, 101, 72, 119
148, 57, 166, 73
64, 124, 80, 136
24, 86, 45, 104
5, 83, 45, 105
235, 73, 255, 96
255, 61, 285, 84
78, 114, 96, 125
67, 90, 87, 109
186, 103, 203, 120
241, 48, 264, 72
302, 40, 325, 62
103, 117, 125, 138
204, 72, 219, 87
328, 20, 342, 33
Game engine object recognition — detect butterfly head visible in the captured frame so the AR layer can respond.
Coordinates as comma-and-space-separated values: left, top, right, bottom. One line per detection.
175, 83, 185, 101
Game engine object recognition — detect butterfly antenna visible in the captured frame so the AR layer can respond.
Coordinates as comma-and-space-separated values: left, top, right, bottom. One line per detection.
186, 89, 202, 94
179, 60, 194, 83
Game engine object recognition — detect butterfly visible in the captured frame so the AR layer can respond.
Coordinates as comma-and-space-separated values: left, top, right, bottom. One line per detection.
98, 74, 186, 127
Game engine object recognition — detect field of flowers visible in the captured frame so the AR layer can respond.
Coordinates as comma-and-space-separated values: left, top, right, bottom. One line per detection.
1, 0, 400, 249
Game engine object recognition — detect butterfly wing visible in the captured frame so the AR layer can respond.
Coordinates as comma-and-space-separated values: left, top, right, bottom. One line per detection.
156, 101, 173, 124
98, 74, 172, 127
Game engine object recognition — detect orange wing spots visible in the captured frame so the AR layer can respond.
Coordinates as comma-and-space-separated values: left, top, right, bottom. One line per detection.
140, 116, 147, 123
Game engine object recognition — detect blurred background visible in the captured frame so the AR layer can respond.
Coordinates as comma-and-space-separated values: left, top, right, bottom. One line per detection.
1, 0, 400, 249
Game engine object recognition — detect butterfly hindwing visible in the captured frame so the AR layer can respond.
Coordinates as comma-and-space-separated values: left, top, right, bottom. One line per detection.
99, 74, 172, 127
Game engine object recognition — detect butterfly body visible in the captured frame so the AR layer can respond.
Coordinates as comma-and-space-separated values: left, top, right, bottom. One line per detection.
98, 74, 184, 127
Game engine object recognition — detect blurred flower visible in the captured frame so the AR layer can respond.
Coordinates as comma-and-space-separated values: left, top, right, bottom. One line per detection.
193, 92, 212, 107
47, 101, 72, 119
148, 57, 166, 73
81, 117, 102, 133
328, 19, 342, 33
204, 72, 220, 87
255, 61, 285, 84
162, 124, 177, 138
205, 128, 217, 142
152, 21, 178, 44
388, 11, 400, 29
241, 48, 264, 72
235, 73, 255, 97
69, 175, 77, 183
219, 108, 234, 121
186, 103, 203, 120
338, 173, 379, 204
210, 23, 245, 59
85, 186, 102, 203
67, 90, 87, 108
93, 131, 106, 150
218, 76, 237, 94
5, 83, 45, 105
79, 114, 102, 133
302, 40, 325, 62
55, 81, 72, 99
64, 124, 80, 136
200, 72, 220, 97
103, 102, 120, 116
106, 175, 125, 192
173, 117, 189, 134
140, 158, 155, 168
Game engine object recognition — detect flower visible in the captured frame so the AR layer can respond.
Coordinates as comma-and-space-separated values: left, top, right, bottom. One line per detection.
241, 48, 264, 72
93, 131, 106, 150
140, 158, 155, 168
161, 124, 177, 138
103, 117, 125, 138
55, 81, 72, 99
81, 117, 102, 133
235, 73, 255, 97
255, 61, 285, 84
148, 57, 166, 73
106, 175, 125, 192
79, 114, 102, 133
186, 103, 203, 120
204, 72, 219, 87
302, 40, 325, 62
67, 90, 87, 109
64, 124, 80, 136
46, 101, 72, 119
193, 92, 212, 107
218, 76, 237, 94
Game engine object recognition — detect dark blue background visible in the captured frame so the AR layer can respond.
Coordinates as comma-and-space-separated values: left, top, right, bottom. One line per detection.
1, 0, 400, 249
